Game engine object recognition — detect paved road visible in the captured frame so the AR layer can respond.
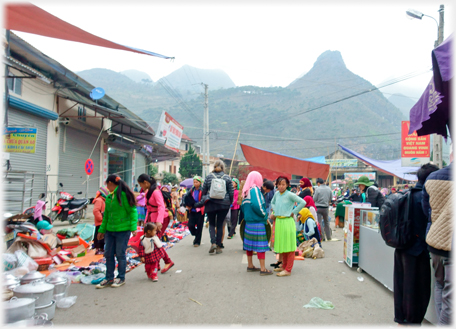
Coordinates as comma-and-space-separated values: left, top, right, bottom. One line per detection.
52, 212, 397, 326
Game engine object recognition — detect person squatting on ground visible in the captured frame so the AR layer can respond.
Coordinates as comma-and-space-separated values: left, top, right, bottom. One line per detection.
96, 175, 137, 288
270, 176, 306, 277
137, 174, 175, 274
199, 160, 234, 255
313, 178, 332, 241
393, 163, 439, 325
227, 178, 241, 239
422, 153, 453, 326
92, 187, 108, 255
183, 176, 205, 247
241, 171, 273, 276
138, 222, 166, 282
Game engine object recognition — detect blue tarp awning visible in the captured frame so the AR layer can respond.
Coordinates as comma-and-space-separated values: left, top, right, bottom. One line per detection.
338, 144, 418, 181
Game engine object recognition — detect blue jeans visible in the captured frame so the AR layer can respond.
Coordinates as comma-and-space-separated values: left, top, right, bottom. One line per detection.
104, 231, 131, 281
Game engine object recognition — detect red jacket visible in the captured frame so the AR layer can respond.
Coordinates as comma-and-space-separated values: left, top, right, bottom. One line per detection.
92, 197, 105, 226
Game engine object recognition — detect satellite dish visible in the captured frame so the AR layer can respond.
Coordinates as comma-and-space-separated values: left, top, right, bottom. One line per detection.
90, 87, 105, 100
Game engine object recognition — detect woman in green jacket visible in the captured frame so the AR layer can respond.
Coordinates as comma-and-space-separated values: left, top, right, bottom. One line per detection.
96, 175, 138, 289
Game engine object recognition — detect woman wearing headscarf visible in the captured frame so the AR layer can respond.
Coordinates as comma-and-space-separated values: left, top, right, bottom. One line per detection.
92, 187, 109, 255
227, 178, 241, 239
298, 178, 313, 199
241, 171, 272, 275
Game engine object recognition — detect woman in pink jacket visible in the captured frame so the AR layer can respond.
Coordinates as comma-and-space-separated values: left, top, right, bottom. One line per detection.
137, 174, 174, 274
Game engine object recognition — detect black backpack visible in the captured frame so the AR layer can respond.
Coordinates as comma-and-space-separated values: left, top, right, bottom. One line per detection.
379, 187, 421, 249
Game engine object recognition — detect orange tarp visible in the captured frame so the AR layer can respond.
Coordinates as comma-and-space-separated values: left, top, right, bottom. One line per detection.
39, 249, 104, 277
240, 144, 330, 179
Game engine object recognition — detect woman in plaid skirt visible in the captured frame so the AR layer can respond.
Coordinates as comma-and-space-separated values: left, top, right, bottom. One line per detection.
138, 222, 166, 282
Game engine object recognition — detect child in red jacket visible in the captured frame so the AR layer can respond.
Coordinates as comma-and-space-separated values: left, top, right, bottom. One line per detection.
92, 187, 108, 255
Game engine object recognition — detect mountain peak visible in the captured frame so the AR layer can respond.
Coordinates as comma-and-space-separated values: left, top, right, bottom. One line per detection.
313, 50, 346, 70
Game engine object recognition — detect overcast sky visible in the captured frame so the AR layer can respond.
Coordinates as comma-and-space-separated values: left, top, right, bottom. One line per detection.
8, 0, 455, 100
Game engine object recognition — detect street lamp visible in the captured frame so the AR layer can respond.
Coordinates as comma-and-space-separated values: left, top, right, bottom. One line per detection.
406, 5, 445, 168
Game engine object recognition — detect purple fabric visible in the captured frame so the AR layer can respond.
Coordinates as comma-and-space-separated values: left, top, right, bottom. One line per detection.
338, 144, 418, 181
408, 78, 444, 135
409, 34, 452, 139
433, 33, 453, 83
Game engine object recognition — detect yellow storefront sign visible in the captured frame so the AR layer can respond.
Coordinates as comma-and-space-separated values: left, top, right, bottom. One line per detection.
3, 127, 37, 154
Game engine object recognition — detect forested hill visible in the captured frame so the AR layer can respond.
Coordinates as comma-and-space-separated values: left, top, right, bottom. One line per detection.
78, 52, 405, 160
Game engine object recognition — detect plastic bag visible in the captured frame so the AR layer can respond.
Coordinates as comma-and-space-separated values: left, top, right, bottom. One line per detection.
75, 223, 95, 241
80, 273, 104, 284
14, 250, 38, 271
303, 247, 314, 258
303, 297, 334, 309
3, 253, 18, 271
4, 266, 29, 278
56, 296, 77, 309
27, 242, 48, 258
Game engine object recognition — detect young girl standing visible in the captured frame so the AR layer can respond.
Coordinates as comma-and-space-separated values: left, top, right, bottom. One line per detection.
241, 171, 272, 276
183, 176, 205, 247
138, 222, 165, 282
136, 192, 147, 228
92, 187, 109, 255
270, 176, 306, 277
137, 174, 175, 274
227, 178, 240, 239
96, 175, 137, 288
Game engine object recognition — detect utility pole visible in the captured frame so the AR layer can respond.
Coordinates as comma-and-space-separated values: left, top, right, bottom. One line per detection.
433, 4, 444, 168
202, 84, 210, 177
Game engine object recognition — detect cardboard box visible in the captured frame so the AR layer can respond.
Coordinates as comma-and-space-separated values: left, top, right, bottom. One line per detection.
62, 237, 79, 247
42, 234, 58, 249
57, 253, 71, 262
70, 245, 86, 258
49, 247, 61, 256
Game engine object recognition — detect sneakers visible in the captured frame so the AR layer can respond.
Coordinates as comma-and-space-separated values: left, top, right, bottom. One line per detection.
209, 244, 217, 254
216, 247, 223, 254
95, 279, 113, 289
151, 274, 158, 282
161, 261, 175, 274
111, 278, 125, 287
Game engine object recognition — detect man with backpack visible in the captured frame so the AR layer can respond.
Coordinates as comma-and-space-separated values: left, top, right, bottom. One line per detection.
390, 163, 439, 325
422, 150, 453, 325
354, 176, 385, 208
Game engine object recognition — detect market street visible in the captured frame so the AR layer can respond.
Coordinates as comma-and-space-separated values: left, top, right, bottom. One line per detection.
52, 214, 397, 326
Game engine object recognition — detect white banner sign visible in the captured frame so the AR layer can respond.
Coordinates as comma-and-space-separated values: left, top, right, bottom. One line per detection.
157, 111, 184, 153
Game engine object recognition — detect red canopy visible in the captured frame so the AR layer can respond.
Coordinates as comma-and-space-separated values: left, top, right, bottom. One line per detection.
240, 144, 330, 179
4, 3, 174, 59
238, 165, 292, 182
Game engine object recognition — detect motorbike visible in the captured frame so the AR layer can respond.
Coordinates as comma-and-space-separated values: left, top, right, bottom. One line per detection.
49, 183, 89, 224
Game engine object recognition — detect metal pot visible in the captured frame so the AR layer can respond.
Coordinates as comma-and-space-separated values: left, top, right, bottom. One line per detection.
35, 300, 56, 320
3, 296, 36, 323
4, 277, 21, 291
20, 271, 45, 285
13, 281, 54, 307
45, 275, 69, 297
6, 314, 53, 327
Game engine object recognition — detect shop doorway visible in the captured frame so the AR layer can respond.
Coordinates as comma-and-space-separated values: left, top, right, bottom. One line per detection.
108, 148, 132, 184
